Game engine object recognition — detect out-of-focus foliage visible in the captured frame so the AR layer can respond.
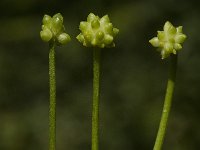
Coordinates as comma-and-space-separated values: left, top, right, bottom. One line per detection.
0, 0, 200, 150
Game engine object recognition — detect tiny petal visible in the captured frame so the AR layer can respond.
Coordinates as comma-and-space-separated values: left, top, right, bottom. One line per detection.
100, 15, 110, 24
168, 25, 176, 35
105, 23, 113, 34
42, 25, 48, 30
84, 31, 93, 42
175, 34, 186, 43
96, 31, 104, 40
43, 15, 52, 25
104, 35, 113, 45
92, 39, 97, 46
80, 22, 88, 31
163, 21, 173, 31
164, 43, 173, 52
161, 50, 170, 59
149, 37, 160, 47
176, 26, 183, 33
53, 13, 63, 23
173, 49, 177, 54
40, 29, 52, 42
87, 13, 96, 22
76, 34, 84, 43
157, 31, 165, 40
161, 50, 166, 59
91, 20, 100, 29
113, 28, 119, 36
174, 43, 182, 50
57, 33, 71, 45
52, 15, 63, 33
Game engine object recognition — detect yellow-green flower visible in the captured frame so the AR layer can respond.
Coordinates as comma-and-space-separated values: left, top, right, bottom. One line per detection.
149, 21, 186, 59
40, 13, 71, 46
76, 13, 119, 48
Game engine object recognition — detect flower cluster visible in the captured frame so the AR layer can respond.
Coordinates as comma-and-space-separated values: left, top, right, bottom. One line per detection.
149, 21, 186, 59
76, 13, 119, 48
40, 13, 71, 46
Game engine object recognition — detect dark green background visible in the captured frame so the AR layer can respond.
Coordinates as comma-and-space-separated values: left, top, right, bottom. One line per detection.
0, 0, 200, 149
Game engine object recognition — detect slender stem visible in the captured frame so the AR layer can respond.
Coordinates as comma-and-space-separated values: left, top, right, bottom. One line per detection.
49, 42, 56, 150
153, 55, 177, 150
92, 48, 101, 150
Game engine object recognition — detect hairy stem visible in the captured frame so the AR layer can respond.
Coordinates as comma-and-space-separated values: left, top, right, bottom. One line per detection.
49, 42, 56, 150
153, 55, 177, 150
92, 48, 101, 150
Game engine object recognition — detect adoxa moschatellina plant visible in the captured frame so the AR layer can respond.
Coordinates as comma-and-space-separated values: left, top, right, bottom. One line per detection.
149, 21, 186, 150
40, 13, 71, 150
77, 13, 119, 150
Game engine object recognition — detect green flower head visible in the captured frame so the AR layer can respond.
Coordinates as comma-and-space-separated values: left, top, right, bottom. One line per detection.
40, 13, 71, 46
149, 21, 187, 59
76, 13, 119, 48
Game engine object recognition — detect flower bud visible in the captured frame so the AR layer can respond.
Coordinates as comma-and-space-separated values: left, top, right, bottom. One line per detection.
57, 33, 71, 45
100, 15, 110, 24
149, 21, 187, 59
87, 13, 96, 22
76, 13, 119, 48
40, 13, 71, 46
91, 20, 100, 29
43, 15, 52, 25
40, 29, 52, 42
149, 37, 160, 47
96, 31, 104, 40
52, 13, 63, 33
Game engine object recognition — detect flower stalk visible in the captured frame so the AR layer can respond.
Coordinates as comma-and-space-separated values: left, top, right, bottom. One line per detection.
149, 21, 186, 150
92, 48, 101, 150
76, 13, 119, 150
40, 13, 71, 150
49, 42, 56, 150
153, 54, 177, 150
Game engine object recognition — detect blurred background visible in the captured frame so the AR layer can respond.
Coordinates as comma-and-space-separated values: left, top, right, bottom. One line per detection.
0, 0, 200, 149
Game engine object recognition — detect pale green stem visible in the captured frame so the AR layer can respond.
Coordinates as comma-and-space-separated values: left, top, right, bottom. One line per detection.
92, 48, 101, 150
153, 55, 177, 150
49, 42, 56, 150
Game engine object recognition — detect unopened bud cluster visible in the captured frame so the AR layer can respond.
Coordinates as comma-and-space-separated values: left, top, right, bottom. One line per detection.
40, 13, 71, 46
149, 21, 186, 59
77, 13, 119, 48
